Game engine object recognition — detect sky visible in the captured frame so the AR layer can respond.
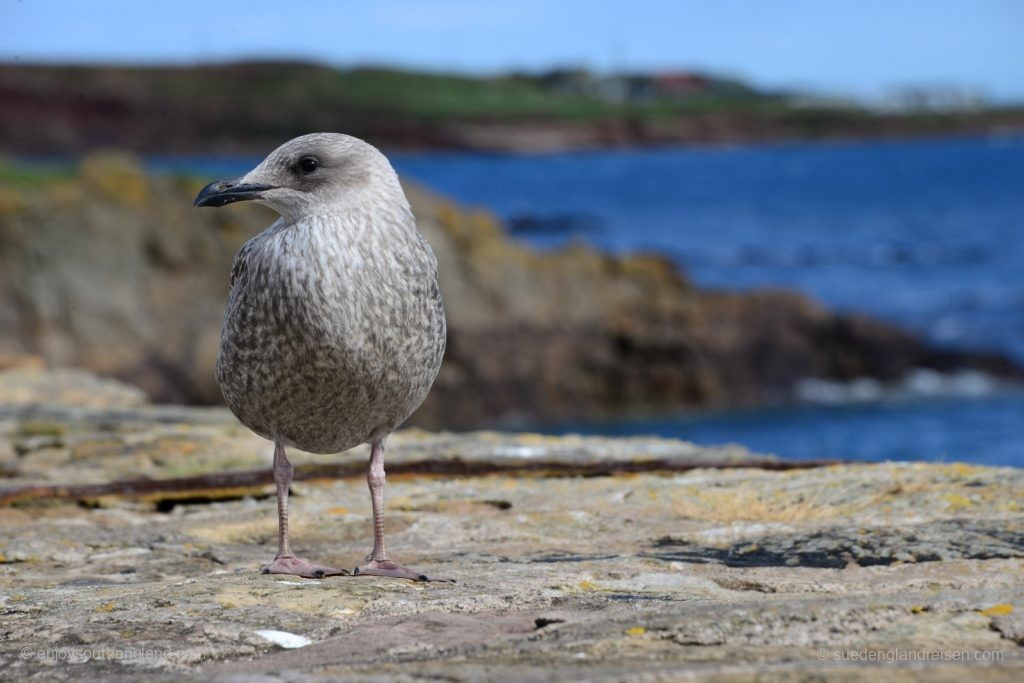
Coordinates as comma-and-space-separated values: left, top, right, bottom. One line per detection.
2, 0, 1023, 102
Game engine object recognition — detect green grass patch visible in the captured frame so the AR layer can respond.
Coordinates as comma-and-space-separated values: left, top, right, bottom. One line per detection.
0, 159, 75, 187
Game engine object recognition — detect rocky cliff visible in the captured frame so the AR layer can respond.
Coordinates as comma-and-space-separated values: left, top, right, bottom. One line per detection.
0, 154, 1018, 428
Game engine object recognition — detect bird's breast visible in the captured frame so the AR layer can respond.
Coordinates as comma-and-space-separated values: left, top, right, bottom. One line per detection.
216, 215, 445, 452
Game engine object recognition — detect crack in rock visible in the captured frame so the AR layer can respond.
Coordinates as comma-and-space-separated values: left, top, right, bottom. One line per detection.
650, 519, 1024, 568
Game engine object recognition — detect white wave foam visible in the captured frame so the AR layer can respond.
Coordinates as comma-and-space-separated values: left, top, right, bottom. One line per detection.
796, 369, 1000, 405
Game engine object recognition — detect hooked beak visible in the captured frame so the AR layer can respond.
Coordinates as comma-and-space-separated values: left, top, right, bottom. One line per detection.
193, 179, 276, 208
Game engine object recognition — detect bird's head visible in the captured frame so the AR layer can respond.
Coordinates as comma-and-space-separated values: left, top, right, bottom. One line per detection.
194, 133, 404, 221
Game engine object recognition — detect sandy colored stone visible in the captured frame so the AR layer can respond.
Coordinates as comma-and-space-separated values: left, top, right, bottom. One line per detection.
1, 382, 1022, 679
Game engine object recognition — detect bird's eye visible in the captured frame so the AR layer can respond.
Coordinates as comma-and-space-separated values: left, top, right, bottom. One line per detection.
297, 156, 320, 174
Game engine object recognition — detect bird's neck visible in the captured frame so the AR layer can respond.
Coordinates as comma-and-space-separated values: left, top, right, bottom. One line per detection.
273, 182, 412, 226
270, 202, 421, 249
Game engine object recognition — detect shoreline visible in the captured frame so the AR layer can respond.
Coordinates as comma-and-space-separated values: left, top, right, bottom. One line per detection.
395, 115, 1024, 155
6, 120, 1024, 158
5, 129, 1022, 169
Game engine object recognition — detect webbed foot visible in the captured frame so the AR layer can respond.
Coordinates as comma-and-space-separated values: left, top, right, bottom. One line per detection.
261, 555, 349, 578
353, 558, 454, 583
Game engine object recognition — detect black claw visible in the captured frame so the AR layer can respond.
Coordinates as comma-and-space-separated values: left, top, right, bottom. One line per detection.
418, 574, 428, 581
313, 570, 325, 578
261, 567, 270, 574
353, 567, 360, 575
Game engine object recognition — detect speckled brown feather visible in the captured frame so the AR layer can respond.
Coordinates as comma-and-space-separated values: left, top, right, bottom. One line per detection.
214, 134, 446, 453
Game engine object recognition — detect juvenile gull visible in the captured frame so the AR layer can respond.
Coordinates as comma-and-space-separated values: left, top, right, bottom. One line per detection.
194, 133, 447, 581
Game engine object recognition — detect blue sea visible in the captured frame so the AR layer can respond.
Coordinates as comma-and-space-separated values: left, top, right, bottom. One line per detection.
153, 135, 1024, 465
390, 136, 1024, 466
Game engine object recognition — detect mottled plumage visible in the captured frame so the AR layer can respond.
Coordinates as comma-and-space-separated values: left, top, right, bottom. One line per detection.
195, 133, 448, 581
218, 194, 444, 453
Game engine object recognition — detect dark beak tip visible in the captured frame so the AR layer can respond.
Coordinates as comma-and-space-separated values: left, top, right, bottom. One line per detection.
193, 180, 273, 208
193, 180, 226, 208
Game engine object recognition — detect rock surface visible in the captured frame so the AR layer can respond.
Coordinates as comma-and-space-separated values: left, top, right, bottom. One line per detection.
1, 371, 1022, 680
0, 155, 1018, 429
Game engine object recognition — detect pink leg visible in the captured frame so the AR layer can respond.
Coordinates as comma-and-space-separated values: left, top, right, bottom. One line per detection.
354, 440, 452, 582
261, 440, 348, 578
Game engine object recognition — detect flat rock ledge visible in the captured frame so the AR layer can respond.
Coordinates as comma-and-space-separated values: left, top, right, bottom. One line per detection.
1, 371, 1023, 680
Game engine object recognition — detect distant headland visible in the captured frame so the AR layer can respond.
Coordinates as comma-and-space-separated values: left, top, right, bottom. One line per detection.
3, 62, 1023, 154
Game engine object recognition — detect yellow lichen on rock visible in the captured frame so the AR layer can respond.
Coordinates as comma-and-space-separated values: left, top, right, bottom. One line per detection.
0, 186, 26, 214
945, 493, 973, 510
979, 604, 1014, 616
79, 151, 149, 208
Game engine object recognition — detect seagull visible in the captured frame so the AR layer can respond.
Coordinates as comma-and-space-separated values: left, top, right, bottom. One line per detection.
194, 133, 447, 581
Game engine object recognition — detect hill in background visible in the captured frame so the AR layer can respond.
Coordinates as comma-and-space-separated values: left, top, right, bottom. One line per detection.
3, 62, 1023, 154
